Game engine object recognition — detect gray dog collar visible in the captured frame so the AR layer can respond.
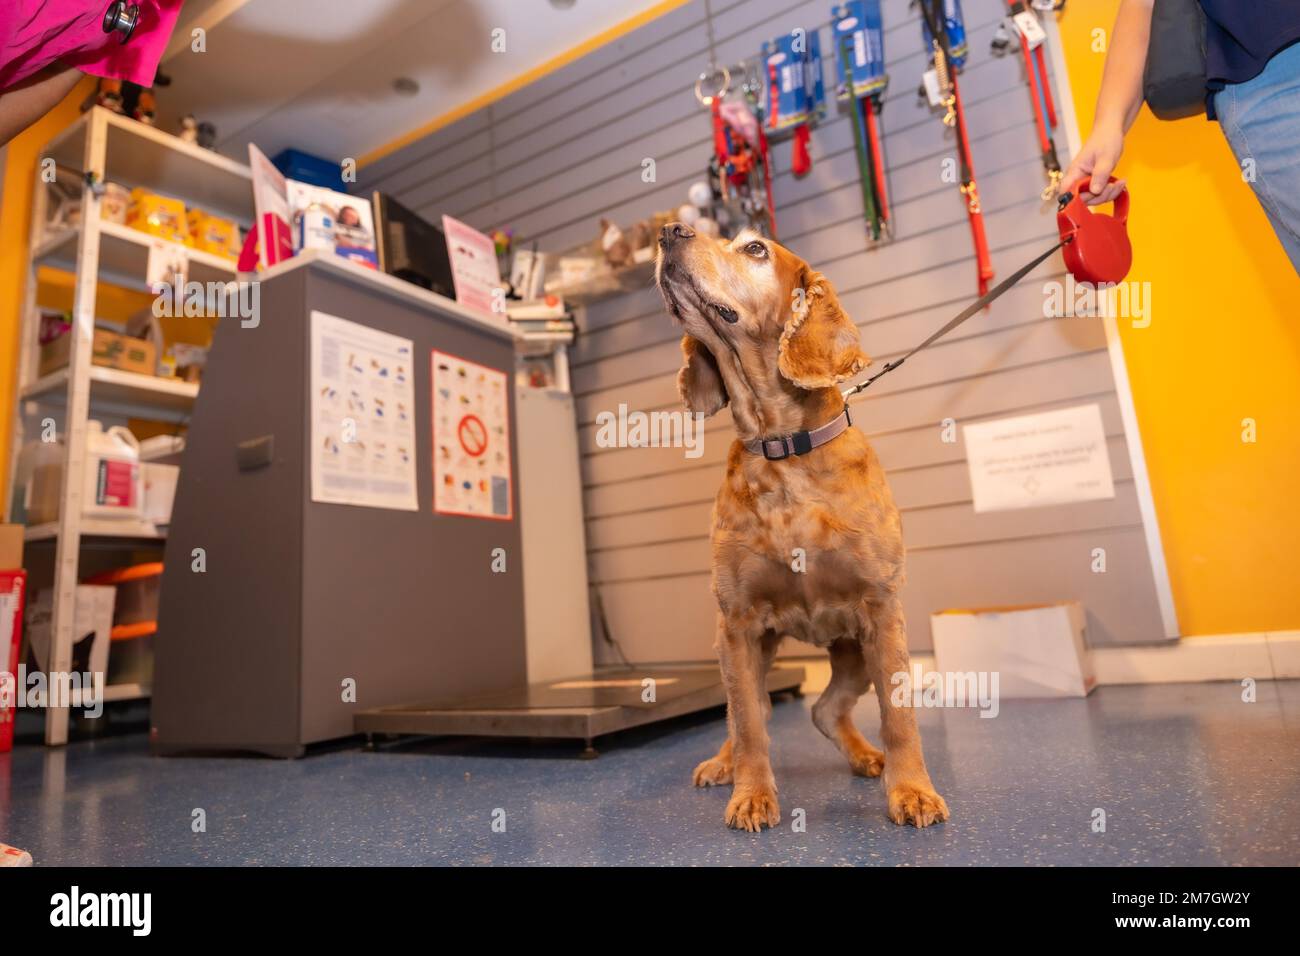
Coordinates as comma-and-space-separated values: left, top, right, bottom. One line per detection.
743, 407, 853, 461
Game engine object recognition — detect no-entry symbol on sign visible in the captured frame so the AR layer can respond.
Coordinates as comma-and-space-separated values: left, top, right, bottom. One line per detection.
457, 414, 488, 457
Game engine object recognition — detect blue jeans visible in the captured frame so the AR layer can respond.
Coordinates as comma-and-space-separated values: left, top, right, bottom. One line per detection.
1215, 40, 1300, 273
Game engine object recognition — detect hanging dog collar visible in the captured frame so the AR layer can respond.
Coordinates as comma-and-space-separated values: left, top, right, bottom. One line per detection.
743, 406, 853, 460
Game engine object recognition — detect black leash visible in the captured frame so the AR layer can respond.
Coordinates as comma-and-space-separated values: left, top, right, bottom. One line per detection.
842, 194, 1074, 399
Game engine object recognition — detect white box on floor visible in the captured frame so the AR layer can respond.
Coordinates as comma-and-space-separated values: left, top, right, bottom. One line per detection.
25, 585, 115, 682
930, 601, 1096, 698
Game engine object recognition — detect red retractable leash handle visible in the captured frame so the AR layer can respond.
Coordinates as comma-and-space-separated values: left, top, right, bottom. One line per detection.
1057, 176, 1132, 285
843, 180, 1133, 399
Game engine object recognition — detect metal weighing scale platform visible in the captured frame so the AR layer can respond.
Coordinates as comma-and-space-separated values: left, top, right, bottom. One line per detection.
355, 665, 807, 757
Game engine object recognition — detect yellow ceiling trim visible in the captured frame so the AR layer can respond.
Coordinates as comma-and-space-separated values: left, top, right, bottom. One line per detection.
356, 0, 693, 170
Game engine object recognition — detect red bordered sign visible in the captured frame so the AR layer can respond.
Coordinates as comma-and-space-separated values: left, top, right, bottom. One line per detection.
431, 350, 513, 520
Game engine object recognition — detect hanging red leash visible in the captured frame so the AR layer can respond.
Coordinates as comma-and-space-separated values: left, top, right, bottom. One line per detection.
919, 0, 994, 297
843, 179, 1132, 398
710, 95, 731, 203
996, 1, 1064, 198
949, 73, 994, 297
863, 96, 890, 224
757, 119, 778, 238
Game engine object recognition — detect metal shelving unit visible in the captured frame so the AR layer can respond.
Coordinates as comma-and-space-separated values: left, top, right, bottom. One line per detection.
6, 107, 253, 744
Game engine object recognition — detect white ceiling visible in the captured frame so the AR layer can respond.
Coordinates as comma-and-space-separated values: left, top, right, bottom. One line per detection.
155, 0, 671, 169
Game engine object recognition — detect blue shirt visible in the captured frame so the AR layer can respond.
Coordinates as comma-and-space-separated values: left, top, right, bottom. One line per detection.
1201, 0, 1300, 117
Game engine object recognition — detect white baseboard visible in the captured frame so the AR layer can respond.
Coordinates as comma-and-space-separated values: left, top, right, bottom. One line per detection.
1091, 631, 1300, 685
788, 631, 1300, 695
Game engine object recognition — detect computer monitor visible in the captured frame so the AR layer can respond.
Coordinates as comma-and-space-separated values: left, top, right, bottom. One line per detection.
371, 192, 455, 299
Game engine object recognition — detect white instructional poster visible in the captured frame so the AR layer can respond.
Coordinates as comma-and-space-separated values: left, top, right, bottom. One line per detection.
310, 311, 417, 511
432, 350, 512, 520
963, 403, 1115, 513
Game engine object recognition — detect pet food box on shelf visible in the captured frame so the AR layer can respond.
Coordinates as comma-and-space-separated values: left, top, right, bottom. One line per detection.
38, 315, 157, 379
186, 207, 242, 260
126, 188, 189, 245
126, 305, 215, 382
930, 600, 1095, 699
286, 181, 378, 269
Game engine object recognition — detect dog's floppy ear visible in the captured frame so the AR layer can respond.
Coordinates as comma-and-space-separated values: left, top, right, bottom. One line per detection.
677, 335, 728, 416
778, 268, 870, 389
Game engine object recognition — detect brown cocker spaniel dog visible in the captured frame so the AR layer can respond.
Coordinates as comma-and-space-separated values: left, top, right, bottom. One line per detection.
655, 222, 949, 832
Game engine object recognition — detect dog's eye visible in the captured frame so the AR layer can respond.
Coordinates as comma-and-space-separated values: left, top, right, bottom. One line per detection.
744, 241, 768, 259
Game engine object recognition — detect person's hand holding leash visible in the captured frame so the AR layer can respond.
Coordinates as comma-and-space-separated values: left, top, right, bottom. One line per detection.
1062, 123, 1127, 206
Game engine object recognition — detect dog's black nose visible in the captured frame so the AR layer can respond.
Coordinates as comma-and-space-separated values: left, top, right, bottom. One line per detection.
659, 221, 695, 249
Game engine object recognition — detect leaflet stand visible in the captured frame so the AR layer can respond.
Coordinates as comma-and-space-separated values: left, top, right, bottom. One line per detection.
153, 253, 527, 757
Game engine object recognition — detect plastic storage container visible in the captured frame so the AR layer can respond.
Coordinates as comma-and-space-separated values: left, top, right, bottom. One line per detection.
25, 422, 144, 524
84, 422, 144, 520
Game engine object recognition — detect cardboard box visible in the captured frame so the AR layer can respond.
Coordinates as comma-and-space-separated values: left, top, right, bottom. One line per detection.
126, 307, 214, 380
24, 585, 115, 685
931, 601, 1095, 699
0, 524, 21, 570
39, 328, 157, 378
125, 188, 188, 244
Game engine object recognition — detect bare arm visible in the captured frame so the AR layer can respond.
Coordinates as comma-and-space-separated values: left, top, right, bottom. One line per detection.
0, 66, 84, 147
1061, 0, 1154, 205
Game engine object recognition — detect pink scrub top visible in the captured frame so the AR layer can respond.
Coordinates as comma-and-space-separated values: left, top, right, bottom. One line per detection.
0, 1, 183, 91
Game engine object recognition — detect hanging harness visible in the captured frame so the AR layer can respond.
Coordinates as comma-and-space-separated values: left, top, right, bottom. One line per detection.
700, 64, 780, 239
744, 181, 1132, 459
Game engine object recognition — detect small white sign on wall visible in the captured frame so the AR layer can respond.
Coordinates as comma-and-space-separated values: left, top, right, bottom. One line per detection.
963, 403, 1114, 513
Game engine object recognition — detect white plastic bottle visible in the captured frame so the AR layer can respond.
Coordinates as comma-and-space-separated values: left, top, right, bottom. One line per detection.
83, 421, 144, 520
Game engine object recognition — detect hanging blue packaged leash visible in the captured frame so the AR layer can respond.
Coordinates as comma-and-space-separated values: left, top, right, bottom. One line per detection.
761, 27, 827, 176
918, 0, 969, 69
833, 1, 891, 239
833, 0, 886, 99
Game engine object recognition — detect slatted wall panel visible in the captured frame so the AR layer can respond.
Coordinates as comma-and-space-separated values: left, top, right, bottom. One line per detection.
360, 0, 1171, 661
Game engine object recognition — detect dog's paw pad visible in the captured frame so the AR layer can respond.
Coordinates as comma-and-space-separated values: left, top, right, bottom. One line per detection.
887, 782, 949, 828
692, 756, 734, 787
725, 787, 780, 832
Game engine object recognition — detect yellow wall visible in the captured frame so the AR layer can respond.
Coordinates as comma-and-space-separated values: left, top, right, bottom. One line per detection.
0, 79, 93, 500
1059, 4, 1300, 634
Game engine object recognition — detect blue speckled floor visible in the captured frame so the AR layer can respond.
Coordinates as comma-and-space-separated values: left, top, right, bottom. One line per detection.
2, 680, 1297, 865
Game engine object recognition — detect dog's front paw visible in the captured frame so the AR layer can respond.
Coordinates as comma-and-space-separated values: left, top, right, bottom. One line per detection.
692, 754, 734, 787
846, 740, 885, 778
886, 781, 949, 828
725, 785, 780, 832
